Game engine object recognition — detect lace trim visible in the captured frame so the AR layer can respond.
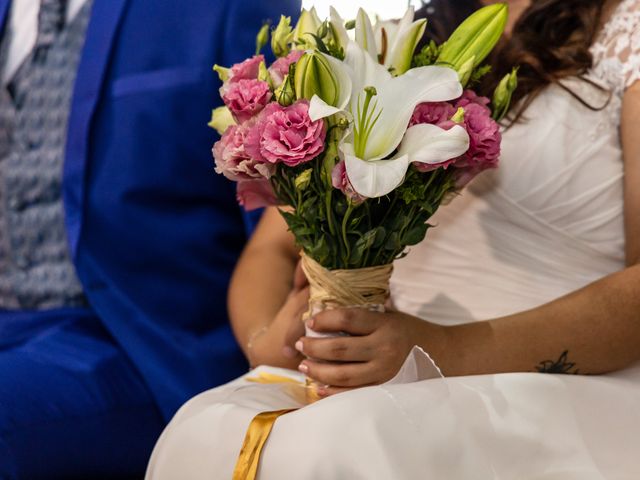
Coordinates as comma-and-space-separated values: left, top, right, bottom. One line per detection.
591, 0, 640, 92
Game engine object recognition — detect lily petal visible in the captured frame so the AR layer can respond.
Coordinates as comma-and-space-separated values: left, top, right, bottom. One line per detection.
329, 7, 350, 50
355, 8, 378, 61
307, 52, 354, 121
386, 17, 427, 75
309, 95, 343, 121
395, 124, 470, 164
344, 41, 391, 96
363, 65, 463, 161
343, 143, 411, 198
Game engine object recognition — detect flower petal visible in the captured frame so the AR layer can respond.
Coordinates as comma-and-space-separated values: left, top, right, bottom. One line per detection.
386, 17, 427, 75
355, 8, 379, 61
329, 7, 350, 50
395, 123, 470, 164
319, 51, 354, 110
343, 143, 410, 198
309, 95, 343, 121
363, 66, 463, 161
344, 41, 391, 95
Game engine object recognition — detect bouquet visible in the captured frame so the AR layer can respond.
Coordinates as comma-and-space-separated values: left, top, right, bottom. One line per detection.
211, 4, 517, 393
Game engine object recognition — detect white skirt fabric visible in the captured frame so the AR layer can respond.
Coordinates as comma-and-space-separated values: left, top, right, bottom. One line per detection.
146, 358, 640, 479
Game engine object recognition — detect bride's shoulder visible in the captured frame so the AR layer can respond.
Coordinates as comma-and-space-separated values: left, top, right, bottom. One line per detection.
591, 0, 640, 92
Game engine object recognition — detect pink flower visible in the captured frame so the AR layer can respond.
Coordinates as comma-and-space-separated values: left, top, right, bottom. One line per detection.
222, 79, 272, 123
410, 102, 456, 127
455, 90, 491, 115
247, 100, 326, 167
213, 123, 273, 181
331, 160, 365, 203
236, 179, 280, 211
229, 55, 265, 82
452, 102, 501, 169
269, 50, 304, 86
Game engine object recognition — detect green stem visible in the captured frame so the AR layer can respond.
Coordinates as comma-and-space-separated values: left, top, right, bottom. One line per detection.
341, 202, 354, 266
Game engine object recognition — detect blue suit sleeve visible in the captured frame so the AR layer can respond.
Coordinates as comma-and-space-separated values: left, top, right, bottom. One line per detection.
220, 0, 301, 67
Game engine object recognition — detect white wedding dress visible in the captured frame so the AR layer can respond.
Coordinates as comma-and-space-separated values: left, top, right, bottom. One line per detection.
146, 2, 640, 478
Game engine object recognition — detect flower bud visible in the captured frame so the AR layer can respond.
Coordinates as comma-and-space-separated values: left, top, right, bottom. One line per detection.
257, 61, 273, 88
450, 107, 465, 124
271, 15, 293, 58
292, 8, 322, 49
208, 106, 236, 135
437, 3, 507, 71
492, 67, 518, 121
255, 23, 270, 55
294, 169, 313, 191
294, 52, 340, 106
456, 56, 476, 88
274, 74, 296, 106
213, 64, 230, 82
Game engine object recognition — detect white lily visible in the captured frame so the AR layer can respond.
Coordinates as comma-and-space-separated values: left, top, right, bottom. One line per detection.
309, 42, 470, 198
374, 8, 427, 76
329, 7, 350, 51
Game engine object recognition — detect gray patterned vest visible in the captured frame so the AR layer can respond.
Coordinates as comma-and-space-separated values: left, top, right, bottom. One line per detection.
0, 1, 93, 309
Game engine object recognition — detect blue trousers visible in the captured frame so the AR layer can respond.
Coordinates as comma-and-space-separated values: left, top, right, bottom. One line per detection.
0, 309, 165, 479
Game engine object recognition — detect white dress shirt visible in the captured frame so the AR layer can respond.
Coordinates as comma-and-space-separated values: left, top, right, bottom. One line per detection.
2, 0, 88, 85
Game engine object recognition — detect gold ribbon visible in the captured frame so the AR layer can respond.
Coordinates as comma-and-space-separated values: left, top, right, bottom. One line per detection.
232, 409, 296, 480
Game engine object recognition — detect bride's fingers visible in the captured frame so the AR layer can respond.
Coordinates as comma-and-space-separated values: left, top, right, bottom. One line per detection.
299, 359, 379, 388
296, 335, 374, 363
309, 308, 383, 336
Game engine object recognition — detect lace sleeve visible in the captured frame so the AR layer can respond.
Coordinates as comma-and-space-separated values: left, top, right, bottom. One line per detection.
592, 0, 640, 91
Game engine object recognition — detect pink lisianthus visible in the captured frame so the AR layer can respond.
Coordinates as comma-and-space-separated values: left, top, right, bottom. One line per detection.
410, 101, 456, 127
229, 55, 265, 82
222, 79, 272, 123
213, 123, 274, 181
331, 160, 366, 203
269, 50, 304, 86
450, 102, 501, 169
246, 100, 326, 167
236, 178, 279, 211
455, 89, 491, 115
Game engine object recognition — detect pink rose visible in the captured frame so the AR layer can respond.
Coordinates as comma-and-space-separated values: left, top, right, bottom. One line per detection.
410, 102, 456, 127
247, 100, 326, 167
213, 123, 273, 181
229, 55, 265, 82
269, 50, 304, 86
236, 178, 279, 211
222, 79, 272, 123
331, 160, 365, 203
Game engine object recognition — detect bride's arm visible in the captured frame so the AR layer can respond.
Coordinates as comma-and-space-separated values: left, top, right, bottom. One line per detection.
229, 207, 305, 369
297, 84, 640, 392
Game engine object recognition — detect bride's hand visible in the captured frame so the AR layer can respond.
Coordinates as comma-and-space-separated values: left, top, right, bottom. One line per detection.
247, 285, 309, 369
296, 309, 447, 396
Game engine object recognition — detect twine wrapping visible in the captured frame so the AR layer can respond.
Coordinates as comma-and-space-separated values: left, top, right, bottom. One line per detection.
300, 253, 394, 313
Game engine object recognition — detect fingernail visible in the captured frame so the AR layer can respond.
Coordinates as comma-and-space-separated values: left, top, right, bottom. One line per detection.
294, 340, 304, 353
298, 363, 309, 374
317, 386, 327, 397
282, 346, 297, 358
307, 318, 315, 329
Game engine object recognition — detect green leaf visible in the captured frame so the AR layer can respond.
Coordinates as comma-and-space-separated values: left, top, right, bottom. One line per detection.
402, 222, 429, 246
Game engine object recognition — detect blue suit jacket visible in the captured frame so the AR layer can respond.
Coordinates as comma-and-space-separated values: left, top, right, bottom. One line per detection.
0, 0, 300, 420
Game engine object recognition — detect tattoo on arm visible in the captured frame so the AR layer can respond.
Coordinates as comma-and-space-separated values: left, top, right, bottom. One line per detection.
535, 350, 579, 374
